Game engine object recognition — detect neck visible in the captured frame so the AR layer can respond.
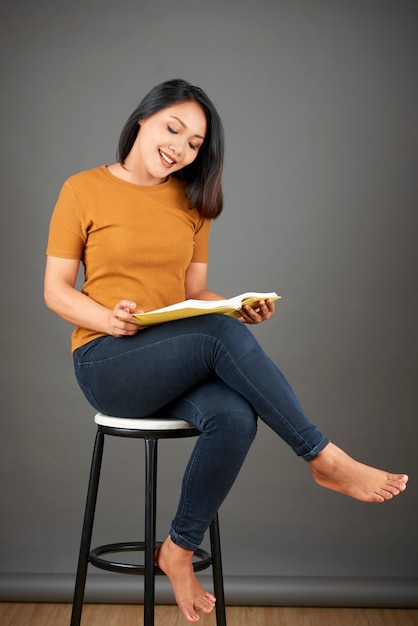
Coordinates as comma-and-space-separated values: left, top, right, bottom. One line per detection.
107, 161, 168, 186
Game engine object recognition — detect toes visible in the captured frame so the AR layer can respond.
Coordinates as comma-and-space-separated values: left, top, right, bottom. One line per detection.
181, 604, 200, 622
179, 591, 215, 620
196, 594, 216, 613
382, 491, 394, 500
205, 591, 216, 603
371, 493, 385, 503
392, 474, 409, 490
397, 477, 408, 491
186, 612, 199, 623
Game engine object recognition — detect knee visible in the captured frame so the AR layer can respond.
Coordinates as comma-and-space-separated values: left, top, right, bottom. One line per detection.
208, 314, 254, 342
218, 408, 258, 448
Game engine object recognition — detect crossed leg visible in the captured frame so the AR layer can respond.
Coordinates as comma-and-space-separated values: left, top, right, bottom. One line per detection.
156, 440, 408, 623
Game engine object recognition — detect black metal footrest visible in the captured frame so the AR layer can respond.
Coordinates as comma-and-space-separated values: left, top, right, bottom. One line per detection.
89, 541, 212, 575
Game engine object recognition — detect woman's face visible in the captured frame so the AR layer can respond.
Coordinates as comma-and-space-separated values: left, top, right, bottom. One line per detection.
133, 100, 207, 185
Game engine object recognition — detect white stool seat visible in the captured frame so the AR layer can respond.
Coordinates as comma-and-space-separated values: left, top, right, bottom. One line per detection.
95, 412, 195, 431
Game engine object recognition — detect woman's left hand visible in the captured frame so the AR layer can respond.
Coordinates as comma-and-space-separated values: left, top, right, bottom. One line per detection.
239, 299, 276, 324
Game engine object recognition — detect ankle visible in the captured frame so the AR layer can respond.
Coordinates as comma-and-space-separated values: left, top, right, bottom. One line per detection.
159, 536, 194, 567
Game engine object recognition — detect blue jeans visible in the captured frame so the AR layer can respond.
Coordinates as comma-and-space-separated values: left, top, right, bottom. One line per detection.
74, 314, 328, 551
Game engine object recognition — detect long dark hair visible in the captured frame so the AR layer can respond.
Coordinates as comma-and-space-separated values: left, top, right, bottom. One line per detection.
117, 79, 224, 219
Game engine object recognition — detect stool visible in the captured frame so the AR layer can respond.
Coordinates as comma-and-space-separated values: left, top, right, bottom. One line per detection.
70, 412, 227, 626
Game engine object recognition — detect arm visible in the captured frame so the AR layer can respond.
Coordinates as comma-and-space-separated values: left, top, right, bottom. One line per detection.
184, 262, 275, 324
44, 256, 140, 337
184, 262, 224, 301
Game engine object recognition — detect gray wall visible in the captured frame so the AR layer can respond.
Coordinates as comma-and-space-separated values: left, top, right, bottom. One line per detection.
1, 0, 417, 606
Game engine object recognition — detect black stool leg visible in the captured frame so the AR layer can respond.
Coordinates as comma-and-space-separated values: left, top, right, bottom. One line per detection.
144, 437, 158, 626
210, 514, 227, 626
70, 430, 105, 626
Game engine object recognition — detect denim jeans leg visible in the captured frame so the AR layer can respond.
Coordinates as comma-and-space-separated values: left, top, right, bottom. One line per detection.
160, 378, 258, 551
73, 316, 329, 550
73, 315, 328, 459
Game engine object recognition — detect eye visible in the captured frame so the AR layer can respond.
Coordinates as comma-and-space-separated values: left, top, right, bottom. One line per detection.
167, 125, 178, 135
189, 142, 198, 151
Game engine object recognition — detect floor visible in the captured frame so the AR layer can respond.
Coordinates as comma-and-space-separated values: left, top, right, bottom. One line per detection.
1, 603, 418, 626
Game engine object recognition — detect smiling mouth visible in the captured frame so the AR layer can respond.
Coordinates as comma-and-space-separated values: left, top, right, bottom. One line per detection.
159, 149, 177, 167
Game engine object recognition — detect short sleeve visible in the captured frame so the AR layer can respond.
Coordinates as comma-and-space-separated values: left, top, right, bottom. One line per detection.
192, 217, 211, 263
46, 180, 87, 260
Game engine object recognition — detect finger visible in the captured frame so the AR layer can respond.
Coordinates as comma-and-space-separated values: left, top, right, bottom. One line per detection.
110, 322, 139, 337
265, 299, 276, 313
116, 313, 138, 324
115, 301, 139, 322
241, 301, 273, 324
118, 300, 137, 309
240, 307, 259, 324
257, 300, 275, 320
115, 300, 137, 316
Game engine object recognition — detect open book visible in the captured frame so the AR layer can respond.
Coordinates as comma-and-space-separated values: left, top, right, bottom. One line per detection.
133, 291, 281, 327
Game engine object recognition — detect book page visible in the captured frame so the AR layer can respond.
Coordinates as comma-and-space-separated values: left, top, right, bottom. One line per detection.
133, 292, 280, 327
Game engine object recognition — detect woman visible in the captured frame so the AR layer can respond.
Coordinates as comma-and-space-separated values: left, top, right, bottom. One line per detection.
44, 79, 408, 623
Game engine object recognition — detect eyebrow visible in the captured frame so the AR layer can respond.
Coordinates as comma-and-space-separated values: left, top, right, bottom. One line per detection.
169, 116, 205, 140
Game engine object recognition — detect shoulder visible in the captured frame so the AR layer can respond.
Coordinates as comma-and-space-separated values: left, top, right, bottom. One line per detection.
64, 165, 106, 189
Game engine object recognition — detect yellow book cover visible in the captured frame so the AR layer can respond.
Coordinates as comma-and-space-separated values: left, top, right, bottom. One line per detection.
133, 291, 281, 327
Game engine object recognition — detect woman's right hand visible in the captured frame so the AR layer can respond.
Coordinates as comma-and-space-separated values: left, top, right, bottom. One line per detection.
111, 300, 144, 337
45, 257, 145, 337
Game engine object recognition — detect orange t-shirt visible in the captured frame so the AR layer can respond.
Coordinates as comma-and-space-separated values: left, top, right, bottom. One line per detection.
46, 166, 211, 352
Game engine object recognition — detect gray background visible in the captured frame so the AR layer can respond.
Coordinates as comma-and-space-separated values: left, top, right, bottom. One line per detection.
1, 0, 417, 607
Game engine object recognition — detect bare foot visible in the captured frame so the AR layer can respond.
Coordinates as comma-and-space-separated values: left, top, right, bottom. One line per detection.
309, 442, 409, 502
155, 536, 216, 622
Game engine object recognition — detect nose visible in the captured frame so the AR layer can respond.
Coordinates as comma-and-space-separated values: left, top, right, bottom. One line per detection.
169, 143, 182, 156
